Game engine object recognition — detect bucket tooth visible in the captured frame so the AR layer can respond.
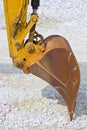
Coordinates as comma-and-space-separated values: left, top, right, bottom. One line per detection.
23, 35, 80, 120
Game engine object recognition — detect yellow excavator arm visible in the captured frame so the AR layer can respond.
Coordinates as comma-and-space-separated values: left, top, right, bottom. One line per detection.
3, 0, 80, 120
3, 0, 42, 69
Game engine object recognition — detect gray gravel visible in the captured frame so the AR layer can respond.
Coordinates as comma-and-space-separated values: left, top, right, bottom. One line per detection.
0, 0, 87, 130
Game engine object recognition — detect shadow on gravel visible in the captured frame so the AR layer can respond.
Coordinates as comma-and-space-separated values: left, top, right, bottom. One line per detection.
75, 62, 87, 118
42, 62, 87, 118
0, 63, 22, 74
0, 62, 87, 118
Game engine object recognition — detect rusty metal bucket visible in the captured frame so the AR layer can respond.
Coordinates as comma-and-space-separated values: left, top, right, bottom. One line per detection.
23, 35, 80, 120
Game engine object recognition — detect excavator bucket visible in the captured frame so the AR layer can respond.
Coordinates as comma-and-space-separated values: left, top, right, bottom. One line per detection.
23, 35, 80, 120
3, 0, 80, 120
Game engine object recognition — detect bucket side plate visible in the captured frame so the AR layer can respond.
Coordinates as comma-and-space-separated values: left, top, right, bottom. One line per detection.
28, 35, 80, 120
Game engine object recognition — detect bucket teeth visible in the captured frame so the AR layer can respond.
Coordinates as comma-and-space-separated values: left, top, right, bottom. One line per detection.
24, 35, 80, 120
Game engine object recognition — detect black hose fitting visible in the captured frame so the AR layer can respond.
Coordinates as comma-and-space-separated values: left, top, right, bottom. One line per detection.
31, 0, 40, 10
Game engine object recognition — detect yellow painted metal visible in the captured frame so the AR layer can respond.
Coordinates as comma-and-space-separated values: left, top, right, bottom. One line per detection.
3, 0, 41, 70
3, 0, 26, 56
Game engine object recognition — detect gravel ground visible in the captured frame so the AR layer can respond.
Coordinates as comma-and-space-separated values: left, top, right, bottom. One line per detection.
0, 0, 87, 130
